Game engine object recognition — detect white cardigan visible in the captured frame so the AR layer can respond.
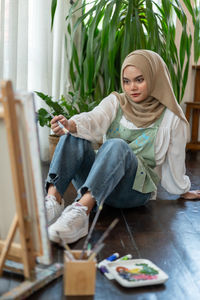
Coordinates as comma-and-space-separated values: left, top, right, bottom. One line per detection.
71, 93, 191, 195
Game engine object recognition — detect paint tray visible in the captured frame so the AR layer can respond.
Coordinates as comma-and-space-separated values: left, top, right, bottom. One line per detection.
106, 259, 168, 288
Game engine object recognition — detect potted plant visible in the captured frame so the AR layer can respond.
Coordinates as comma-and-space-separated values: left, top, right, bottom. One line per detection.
51, 0, 199, 104
35, 90, 100, 158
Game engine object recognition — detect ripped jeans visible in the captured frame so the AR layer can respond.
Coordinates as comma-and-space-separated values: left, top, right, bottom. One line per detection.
45, 134, 150, 208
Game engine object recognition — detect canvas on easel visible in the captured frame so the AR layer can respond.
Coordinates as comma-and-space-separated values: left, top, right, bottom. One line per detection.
0, 81, 63, 299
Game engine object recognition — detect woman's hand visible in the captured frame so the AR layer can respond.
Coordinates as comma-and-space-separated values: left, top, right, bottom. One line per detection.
50, 115, 69, 136
180, 190, 200, 200
50, 115, 77, 136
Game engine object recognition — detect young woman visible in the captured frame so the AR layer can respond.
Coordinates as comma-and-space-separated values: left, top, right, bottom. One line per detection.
45, 50, 200, 245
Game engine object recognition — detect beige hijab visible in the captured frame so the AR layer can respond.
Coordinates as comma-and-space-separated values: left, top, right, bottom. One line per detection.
113, 49, 188, 128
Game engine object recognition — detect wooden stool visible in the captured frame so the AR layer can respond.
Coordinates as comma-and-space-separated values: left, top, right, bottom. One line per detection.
185, 65, 200, 151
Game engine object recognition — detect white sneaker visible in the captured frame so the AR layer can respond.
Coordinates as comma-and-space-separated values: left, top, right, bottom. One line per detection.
48, 203, 89, 245
45, 195, 65, 226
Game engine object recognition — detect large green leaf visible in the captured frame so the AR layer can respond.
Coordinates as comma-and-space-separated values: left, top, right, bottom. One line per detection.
51, 0, 57, 31
194, 15, 200, 63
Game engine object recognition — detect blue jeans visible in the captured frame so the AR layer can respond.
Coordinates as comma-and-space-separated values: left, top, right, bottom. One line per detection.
46, 135, 150, 208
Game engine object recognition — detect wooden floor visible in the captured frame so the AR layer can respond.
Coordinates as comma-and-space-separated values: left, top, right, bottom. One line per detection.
1, 151, 200, 299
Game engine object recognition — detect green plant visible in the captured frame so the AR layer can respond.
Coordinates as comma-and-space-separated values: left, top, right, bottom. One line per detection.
35, 91, 100, 128
190, 0, 200, 63
52, 0, 200, 103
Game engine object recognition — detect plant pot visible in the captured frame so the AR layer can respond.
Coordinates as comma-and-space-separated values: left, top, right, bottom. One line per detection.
48, 134, 60, 161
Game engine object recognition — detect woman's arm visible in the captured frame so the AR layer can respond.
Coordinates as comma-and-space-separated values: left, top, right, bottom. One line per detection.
160, 115, 200, 200
158, 114, 191, 194
70, 94, 119, 142
50, 94, 118, 139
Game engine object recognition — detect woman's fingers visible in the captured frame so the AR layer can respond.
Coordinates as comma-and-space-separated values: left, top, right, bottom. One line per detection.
51, 123, 64, 136
181, 190, 200, 200
191, 190, 200, 199
50, 114, 68, 136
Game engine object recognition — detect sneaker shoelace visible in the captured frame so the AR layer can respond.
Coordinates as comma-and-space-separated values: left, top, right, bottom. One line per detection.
57, 205, 87, 226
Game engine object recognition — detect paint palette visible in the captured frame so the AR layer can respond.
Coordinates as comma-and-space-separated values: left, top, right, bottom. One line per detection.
106, 259, 168, 288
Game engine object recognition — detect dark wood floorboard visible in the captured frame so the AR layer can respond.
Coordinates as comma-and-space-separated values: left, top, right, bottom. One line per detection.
1, 151, 200, 299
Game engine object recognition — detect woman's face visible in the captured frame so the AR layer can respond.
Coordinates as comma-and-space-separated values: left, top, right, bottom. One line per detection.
123, 65, 148, 102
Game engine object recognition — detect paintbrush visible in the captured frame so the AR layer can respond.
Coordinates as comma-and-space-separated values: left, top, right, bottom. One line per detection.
80, 199, 104, 259
92, 218, 119, 253
80, 198, 105, 259
88, 243, 105, 261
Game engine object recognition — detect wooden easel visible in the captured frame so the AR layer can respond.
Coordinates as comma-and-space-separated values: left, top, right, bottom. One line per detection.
0, 81, 63, 299
0, 80, 36, 279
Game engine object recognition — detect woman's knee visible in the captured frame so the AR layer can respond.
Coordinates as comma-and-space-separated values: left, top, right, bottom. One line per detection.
103, 138, 135, 160
103, 138, 129, 152
99, 138, 137, 171
57, 134, 92, 153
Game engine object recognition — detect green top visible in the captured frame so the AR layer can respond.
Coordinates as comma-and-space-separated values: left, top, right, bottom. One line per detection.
106, 107, 165, 193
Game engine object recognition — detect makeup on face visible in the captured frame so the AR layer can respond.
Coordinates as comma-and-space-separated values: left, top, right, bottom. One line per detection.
122, 65, 148, 102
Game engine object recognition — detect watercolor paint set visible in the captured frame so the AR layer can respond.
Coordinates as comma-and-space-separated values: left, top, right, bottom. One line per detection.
105, 258, 168, 288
